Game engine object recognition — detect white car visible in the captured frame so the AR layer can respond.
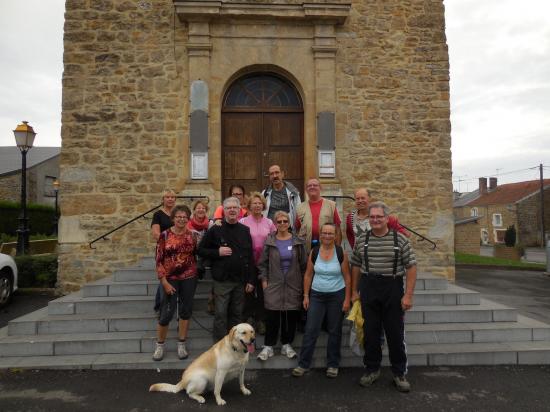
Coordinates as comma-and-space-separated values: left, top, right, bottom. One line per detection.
0, 253, 18, 307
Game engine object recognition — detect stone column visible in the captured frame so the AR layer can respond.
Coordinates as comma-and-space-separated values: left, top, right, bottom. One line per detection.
312, 24, 342, 206
183, 21, 216, 201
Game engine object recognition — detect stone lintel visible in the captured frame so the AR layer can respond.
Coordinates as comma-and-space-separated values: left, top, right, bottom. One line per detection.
174, 1, 351, 24
312, 45, 338, 58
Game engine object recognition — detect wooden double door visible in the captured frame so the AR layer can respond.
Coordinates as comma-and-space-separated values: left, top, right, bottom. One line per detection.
221, 74, 304, 199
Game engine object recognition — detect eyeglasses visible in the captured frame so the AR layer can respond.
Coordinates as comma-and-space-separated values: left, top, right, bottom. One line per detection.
321, 232, 335, 236
231, 192, 243, 197
369, 215, 386, 220
276, 220, 289, 224
174, 216, 189, 220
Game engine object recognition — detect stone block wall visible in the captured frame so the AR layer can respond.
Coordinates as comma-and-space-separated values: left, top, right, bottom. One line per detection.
60, 0, 189, 291
516, 188, 550, 247
454, 221, 480, 255
335, 0, 453, 278
0, 173, 20, 203
59, 0, 453, 292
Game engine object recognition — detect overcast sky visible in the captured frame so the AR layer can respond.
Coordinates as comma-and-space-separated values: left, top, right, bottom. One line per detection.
1, 0, 549, 191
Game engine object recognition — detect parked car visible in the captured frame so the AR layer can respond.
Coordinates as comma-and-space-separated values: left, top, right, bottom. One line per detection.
0, 253, 18, 307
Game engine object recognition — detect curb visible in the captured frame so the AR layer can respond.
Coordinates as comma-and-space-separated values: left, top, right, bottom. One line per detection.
456, 263, 546, 272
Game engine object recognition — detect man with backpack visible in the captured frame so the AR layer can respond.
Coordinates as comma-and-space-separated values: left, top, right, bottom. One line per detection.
350, 201, 417, 393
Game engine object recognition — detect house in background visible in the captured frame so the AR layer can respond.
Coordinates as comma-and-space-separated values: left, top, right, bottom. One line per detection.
454, 177, 550, 251
0, 147, 60, 206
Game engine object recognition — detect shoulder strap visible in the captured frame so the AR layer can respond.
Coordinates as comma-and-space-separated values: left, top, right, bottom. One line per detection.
335, 245, 344, 264
392, 230, 399, 276
311, 246, 320, 265
363, 230, 371, 273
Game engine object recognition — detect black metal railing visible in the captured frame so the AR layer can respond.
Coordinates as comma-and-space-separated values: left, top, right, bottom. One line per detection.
325, 195, 437, 249
89, 195, 209, 249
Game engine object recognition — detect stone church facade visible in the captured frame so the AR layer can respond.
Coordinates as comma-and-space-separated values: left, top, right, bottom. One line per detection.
59, 0, 453, 292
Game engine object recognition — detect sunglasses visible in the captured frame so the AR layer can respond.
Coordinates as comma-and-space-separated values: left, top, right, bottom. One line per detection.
231, 192, 243, 196
276, 220, 289, 224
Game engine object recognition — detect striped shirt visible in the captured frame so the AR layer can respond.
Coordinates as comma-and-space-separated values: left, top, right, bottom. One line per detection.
350, 230, 416, 277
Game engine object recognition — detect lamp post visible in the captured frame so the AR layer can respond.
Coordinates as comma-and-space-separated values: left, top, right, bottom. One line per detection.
53, 179, 60, 236
13, 121, 36, 256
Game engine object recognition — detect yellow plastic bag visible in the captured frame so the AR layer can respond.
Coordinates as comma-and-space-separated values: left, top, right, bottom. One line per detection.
346, 300, 364, 356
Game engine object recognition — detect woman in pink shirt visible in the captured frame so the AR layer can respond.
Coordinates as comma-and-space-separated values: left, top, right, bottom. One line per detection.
240, 192, 276, 334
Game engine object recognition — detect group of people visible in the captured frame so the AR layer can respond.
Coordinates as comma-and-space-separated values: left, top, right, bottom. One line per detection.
151, 164, 418, 393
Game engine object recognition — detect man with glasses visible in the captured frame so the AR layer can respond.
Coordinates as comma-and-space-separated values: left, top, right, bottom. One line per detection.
198, 197, 256, 340
350, 201, 417, 393
261, 165, 301, 228
295, 178, 342, 254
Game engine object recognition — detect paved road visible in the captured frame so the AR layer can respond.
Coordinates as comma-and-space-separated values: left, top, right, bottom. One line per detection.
1, 268, 550, 411
0, 290, 56, 328
0, 366, 549, 412
455, 267, 550, 324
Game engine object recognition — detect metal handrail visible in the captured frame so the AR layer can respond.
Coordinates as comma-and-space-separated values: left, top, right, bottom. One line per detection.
324, 195, 437, 249
89, 195, 209, 249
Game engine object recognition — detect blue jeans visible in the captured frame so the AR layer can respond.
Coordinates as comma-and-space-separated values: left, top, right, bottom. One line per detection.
298, 288, 345, 369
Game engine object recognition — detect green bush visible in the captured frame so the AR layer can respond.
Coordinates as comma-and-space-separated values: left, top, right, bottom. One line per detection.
0, 200, 56, 237
14, 254, 58, 288
504, 225, 516, 247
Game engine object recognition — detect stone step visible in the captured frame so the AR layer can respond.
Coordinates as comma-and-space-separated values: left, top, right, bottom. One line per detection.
1, 339, 550, 369
82, 277, 212, 297
406, 299, 517, 324
47, 293, 210, 315
81, 279, 464, 305
404, 315, 550, 344
115, 266, 449, 291
9, 307, 542, 344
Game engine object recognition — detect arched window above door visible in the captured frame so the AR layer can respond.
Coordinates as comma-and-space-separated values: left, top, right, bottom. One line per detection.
223, 74, 302, 110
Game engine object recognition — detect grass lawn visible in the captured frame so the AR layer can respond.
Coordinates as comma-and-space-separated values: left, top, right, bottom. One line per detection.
455, 252, 546, 270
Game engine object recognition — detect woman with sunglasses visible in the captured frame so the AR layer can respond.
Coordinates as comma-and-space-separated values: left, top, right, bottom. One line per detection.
153, 205, 200, 362
257, 211, 307, 361
292, 222, 351, 378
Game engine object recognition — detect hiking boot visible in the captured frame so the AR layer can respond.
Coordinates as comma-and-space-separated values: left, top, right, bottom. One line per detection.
393, 375, 411, 393
359, 370, 380, 387
152, 342, 165, 361
257, 346, 274, 361
177, 341, 188, 360
281, 344, 297, 359
292, 366, 309, 377
326, 367, 339, 378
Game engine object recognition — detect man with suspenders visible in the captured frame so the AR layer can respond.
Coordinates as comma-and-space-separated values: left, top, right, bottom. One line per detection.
350, 201, 417, 392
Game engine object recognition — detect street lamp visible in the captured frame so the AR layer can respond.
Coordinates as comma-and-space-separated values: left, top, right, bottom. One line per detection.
53, 179, 60, 236
13, 121, 36, 255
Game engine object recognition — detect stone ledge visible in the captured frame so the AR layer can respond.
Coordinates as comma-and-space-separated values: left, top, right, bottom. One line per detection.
174, 1, 351, 24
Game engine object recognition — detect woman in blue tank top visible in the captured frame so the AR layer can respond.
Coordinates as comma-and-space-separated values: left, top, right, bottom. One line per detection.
292, 223, 351, 379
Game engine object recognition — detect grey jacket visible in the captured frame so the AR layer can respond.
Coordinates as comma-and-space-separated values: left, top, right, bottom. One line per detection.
261, 181, 301, 229
258, 233, 307, 311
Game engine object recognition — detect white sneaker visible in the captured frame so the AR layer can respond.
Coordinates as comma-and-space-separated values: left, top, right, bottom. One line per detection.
281, 344, 297, 359
152, 342, 164, 361
177, 341, 188, 360
257, 346, 274, 361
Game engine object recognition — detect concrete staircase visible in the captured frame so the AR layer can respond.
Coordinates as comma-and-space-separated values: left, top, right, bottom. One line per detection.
1, 258, 550, 369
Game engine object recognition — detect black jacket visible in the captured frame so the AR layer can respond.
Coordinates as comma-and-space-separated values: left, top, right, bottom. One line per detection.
198, 221, 255, 284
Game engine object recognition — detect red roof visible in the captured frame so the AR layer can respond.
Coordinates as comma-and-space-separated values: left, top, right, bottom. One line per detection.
468, 179, 550, 206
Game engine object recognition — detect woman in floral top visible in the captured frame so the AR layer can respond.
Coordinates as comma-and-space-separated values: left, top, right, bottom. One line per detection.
152, 205, 199, 362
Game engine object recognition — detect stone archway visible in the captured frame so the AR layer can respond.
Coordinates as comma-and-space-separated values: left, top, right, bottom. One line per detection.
221, 73, 304, 197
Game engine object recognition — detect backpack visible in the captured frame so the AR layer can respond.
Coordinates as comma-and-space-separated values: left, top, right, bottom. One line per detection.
311, 244, 344, 265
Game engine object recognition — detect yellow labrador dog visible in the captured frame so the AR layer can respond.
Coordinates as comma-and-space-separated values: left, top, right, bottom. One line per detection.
149, 323, 256, 406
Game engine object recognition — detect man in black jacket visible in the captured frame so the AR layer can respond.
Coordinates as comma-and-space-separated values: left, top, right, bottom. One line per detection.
198, 196, 256, 340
